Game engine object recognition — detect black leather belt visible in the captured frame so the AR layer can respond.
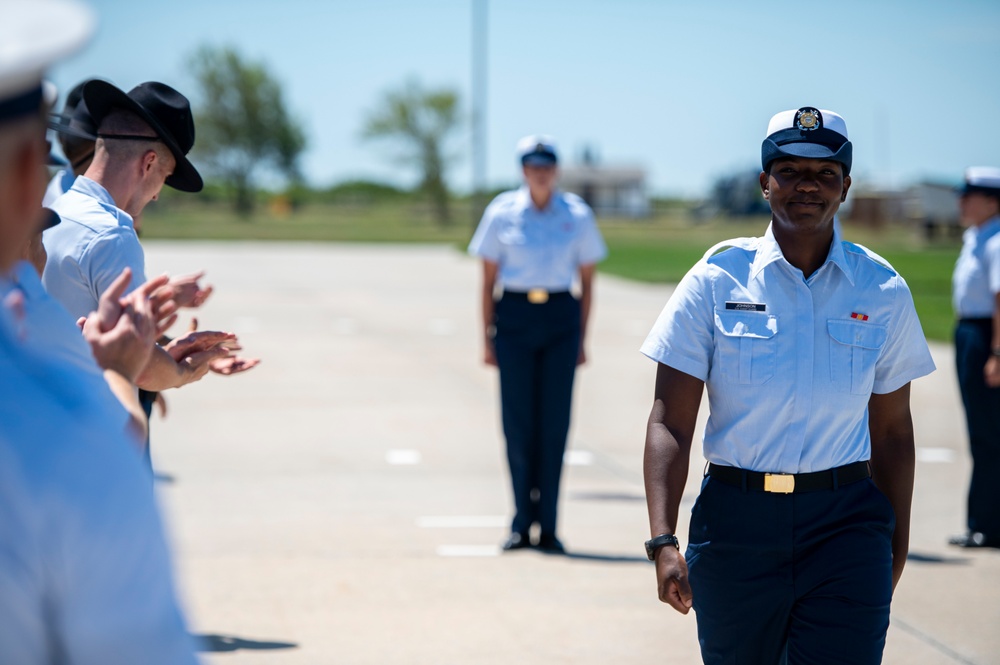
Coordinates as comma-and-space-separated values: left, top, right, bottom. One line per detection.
707, 460, 871, 494
502, 289, 571, 304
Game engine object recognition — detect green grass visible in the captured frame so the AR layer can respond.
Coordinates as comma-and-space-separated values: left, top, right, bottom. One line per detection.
141, 199, 961, 341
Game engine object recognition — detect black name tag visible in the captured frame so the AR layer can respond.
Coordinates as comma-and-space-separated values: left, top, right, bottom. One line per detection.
725, 301, 766, 312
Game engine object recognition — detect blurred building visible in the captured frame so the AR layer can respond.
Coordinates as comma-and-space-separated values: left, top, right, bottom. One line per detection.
558, 148, 649, 218
845, 182, 960, 239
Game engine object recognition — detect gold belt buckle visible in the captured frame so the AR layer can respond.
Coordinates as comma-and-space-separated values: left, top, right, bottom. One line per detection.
764, 473, 795, 494
527, 288, 549, 304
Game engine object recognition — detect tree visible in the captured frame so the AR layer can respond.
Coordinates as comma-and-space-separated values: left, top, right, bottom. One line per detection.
362, 79, 461, 225
189, 46, 306, 216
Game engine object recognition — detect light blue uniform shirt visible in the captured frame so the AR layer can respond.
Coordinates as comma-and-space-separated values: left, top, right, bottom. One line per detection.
468, 186, 607, 290
43, 176, 145, 321
0, 283, 198, 665
641, 222, 936, 474
9, 261, 129, 432
952, 216, 1000, 318
42, 167, 75, 207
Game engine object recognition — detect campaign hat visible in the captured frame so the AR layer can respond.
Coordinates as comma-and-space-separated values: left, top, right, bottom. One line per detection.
517, 135, 558, 167
48, 79, 99, 141
84, 79, 203, 192
761, 106, 852, 175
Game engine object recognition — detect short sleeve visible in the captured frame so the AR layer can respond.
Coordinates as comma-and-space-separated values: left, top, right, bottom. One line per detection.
83, 227, 146, 305
986, 236, 1000, 295
576, 207, 607, 266
872, 276, 936, 394
468, 199, 503, 262
640, 262, 716, 381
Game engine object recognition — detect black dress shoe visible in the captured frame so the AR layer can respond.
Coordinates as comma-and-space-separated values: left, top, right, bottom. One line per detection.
948, 532, 998, 548
537, 534, 565, 554
501, 532, 530, 551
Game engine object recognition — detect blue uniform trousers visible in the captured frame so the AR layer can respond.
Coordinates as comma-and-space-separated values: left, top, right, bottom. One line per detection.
493, 292, 580, 537
687, 475, 895, 665
954, 318, 1000, 539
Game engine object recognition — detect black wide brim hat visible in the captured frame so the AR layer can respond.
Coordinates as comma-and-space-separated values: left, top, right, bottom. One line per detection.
47, 78, 98, 141
83, 79, 203, 193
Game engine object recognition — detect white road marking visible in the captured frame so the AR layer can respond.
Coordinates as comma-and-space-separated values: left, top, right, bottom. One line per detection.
436, 545, 500, 557
564, 450, 594, 466
916, 447, 956, 463
333, 318, 357, 335
417, 516, 507, 528
385, 449, 422, 465
232, 316, 261, 333
427, 318, 456, 336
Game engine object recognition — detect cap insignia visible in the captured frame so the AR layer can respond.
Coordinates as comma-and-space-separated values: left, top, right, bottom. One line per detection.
794, 107, 822, 131
534, 142, 546, 153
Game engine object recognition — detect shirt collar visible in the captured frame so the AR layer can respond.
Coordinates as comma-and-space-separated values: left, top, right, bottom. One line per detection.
69, 176, 136, 229
751, 218, 854, 285
515, 185, 561, 214
968, 216, 1000, 243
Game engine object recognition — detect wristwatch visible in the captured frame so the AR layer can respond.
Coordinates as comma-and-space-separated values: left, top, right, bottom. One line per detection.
645, 533, 680, 560
991, 347, 1000, 357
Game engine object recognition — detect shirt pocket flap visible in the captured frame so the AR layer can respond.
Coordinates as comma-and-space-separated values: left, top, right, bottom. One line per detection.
714, 309, 778, 339
828, 319, 887, 350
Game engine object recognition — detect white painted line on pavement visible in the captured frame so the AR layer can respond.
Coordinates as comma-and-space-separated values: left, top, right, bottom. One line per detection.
232, 316, 261, 333
436, 545, 500, 557
428, 318, 456, 336
417, 516, 507, 528
625, 319, 650, 336
386, 449, 422, 465
916, 447, 956, 463
333, 318, 357, 335
564, 450, 594, 466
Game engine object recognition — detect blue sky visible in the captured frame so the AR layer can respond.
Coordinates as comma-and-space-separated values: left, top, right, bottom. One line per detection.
50, 0, 1000, 197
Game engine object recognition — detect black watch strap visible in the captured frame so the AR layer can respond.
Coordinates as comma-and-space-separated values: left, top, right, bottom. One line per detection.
645, 533, 680, 560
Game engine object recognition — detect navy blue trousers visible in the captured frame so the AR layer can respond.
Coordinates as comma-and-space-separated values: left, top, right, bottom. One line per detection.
139, 389, 156, 472
954, 319, 1000, 538
687, 475, 895, 665
493, 292, 580, 537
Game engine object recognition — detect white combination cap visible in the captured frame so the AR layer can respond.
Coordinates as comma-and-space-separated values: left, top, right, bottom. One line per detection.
761, 106, 852, 174
516, 134, 558, 166
961, 166, 1000, 195
0, 0, 95, 123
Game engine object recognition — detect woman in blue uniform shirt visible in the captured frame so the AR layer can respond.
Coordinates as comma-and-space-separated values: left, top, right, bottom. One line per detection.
950, 166, 1000, 549
469, 135, 607, 553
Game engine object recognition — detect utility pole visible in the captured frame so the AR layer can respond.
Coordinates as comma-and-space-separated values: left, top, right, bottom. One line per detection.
471, 0, 488, 226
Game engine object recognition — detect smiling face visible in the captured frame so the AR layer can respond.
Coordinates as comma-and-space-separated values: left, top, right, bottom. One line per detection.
760, 156, 851, 241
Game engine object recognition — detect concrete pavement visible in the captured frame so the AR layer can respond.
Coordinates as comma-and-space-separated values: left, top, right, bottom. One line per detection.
144, 241, 999, 664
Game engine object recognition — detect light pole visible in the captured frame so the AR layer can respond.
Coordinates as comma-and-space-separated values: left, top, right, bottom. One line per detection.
471, 0, 488, 225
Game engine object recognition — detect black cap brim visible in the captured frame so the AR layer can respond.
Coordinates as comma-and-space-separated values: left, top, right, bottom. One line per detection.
83, 80, 203, 193
761, 139, 852, 175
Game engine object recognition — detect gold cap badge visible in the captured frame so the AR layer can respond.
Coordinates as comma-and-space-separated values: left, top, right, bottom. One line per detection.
794, 107, 822, 131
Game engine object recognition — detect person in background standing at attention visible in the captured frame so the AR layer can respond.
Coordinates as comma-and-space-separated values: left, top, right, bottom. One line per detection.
949, 166, 1000, 549
469, 135, 607, 554
641, 107, 935, 664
